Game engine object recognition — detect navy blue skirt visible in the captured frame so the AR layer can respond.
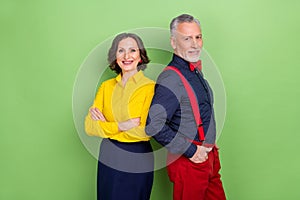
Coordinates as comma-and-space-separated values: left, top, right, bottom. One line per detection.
97, 139, 154, 200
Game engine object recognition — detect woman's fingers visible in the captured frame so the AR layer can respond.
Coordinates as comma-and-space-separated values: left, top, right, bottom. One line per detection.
89, 108, 106, 121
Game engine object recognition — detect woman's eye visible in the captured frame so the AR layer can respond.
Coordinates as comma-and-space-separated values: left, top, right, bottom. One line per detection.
118, 49, 124, 53
130, 49, 137, 52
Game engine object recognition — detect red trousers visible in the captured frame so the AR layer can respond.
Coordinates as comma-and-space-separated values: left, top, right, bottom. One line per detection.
167, 147, 226, 200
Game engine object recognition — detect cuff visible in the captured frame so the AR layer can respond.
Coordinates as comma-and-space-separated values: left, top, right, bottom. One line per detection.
98, 121, 119, 135
183, 143, 197, 158
202, 142, 215, 148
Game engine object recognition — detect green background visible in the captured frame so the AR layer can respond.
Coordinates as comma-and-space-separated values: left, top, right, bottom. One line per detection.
1, 0, 300, 199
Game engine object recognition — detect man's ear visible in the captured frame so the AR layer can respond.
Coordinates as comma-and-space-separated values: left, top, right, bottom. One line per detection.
170, 36, 176, 50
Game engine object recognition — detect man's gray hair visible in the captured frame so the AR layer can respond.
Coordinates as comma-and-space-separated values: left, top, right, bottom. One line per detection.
170, 14, 201, 36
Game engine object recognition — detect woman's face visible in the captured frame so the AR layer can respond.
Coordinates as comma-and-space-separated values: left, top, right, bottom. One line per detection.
116, 37, 141, 73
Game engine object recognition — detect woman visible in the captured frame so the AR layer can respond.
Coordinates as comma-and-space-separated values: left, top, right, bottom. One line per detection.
85, 33, 155, 200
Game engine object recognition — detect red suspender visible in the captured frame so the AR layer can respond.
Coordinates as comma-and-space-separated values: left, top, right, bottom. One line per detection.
164, 66, 205, 141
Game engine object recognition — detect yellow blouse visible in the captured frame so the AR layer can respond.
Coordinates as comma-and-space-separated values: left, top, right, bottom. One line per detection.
85, 71, 155, 142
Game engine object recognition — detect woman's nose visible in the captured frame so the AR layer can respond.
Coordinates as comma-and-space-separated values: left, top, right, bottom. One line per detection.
124, 51, 130, 59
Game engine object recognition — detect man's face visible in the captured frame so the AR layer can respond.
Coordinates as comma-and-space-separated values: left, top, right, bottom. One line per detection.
171, 22, 203, 63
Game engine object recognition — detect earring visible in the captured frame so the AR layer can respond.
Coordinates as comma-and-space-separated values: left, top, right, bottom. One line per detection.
139, 60, 142, 63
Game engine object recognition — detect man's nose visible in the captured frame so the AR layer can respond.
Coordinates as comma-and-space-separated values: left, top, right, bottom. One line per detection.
191, 38, 198, 48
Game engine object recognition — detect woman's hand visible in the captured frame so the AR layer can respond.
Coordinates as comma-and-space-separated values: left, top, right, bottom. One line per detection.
89, 107, 106, 122
118, 118, 140, 131
89, 108, 140, 131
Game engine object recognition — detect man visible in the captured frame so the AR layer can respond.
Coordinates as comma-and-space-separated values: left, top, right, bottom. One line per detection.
146, 14, 226, 200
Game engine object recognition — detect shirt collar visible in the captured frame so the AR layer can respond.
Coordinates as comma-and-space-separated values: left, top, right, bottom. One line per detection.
115, 70, 144, 84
